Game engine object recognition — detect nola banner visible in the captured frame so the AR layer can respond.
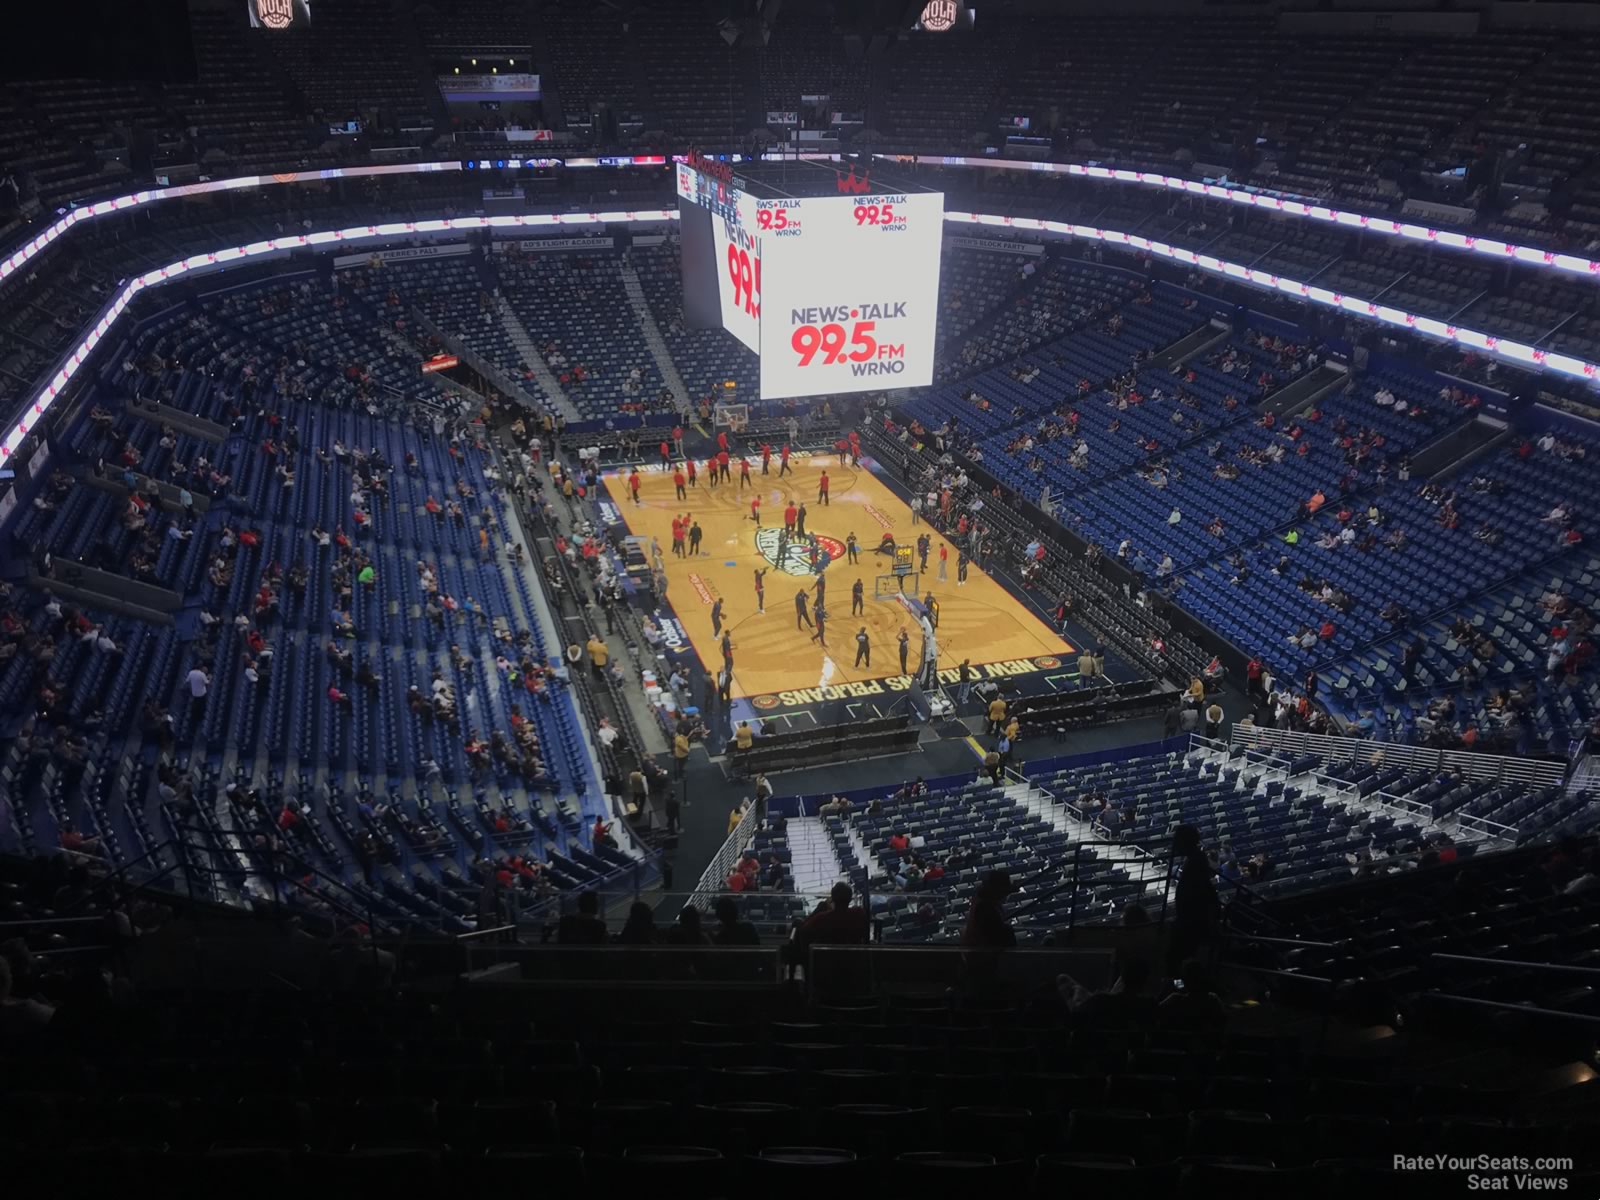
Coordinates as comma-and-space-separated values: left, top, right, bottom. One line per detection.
333, 242, 471, 269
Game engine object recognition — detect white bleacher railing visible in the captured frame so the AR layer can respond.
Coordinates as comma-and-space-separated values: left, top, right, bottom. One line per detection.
687, 800, 765, 914
1229, 725, 1568, 789
1196, 733, 1514, 845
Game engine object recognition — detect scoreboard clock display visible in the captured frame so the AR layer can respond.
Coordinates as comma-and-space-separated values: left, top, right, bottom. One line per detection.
757, 190, 945, 400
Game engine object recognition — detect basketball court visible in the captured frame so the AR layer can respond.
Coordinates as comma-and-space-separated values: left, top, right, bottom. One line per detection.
601, 446, 1073, 705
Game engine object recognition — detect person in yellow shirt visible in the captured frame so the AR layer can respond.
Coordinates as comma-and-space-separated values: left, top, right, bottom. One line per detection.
734, 721, 754, 753
987, 695, 1008, 736
1004, 716, 1020, 744
586, 635, 609, 677
673, 730, 690, 777
727, 804, 744, 834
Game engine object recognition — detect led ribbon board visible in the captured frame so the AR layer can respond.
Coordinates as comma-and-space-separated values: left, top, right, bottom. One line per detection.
3, 193, 1596, 470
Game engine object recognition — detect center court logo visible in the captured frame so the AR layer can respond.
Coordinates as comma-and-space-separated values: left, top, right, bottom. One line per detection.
755, 529, 844, 575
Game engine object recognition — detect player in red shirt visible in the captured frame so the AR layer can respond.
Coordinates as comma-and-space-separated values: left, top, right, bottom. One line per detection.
686, 458, 698, 487
817, 470, 830, 506
778, 444, 792, 477
628, 469, 642, 504
784, 502, 798, 531
717, 449, 731, 483
673, 467, 686, 500
848, 430, 861, 465
717, 429, 729, 454
706, 456, 719, 488
659, 440, 671, 470
739, 457, 751, 488
670, 515, 684, 556
749, 495, 761, 525
672, 424, 684, 456
761, 443, 773, 474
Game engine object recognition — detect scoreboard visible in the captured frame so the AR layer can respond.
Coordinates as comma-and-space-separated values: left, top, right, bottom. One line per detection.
676, 164, 761, 354
676, 162, 944, 401
757, 191, 943, 400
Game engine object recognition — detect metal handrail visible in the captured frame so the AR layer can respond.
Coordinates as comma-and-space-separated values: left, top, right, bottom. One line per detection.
457, 923, 518, 942
1430, 952, 1600, 977
165, 825, 398, 933
1219, 930, 1339, 950
1006, 838, 1173, 932
1425, 992, 1600, 1025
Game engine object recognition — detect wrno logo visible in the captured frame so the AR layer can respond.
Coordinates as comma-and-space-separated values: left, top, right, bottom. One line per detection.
252, 0, 300, 31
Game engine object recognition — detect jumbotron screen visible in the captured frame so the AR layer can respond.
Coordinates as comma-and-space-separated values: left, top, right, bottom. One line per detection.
676, 162, 944, 399
757, 190, 943, 399
676, 163, 762, 354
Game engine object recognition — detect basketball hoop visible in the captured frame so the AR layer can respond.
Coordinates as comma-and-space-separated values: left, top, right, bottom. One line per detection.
714, 402, 749, 434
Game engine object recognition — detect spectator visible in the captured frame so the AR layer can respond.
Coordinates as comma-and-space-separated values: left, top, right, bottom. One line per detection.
185, 662, 210, 722
665, 906, 711, 946
557, 890, 607, 944
1158, 960, 1228, 1034
586, 634, 609, 677
0, 957, 53, 1037
986, 693, 1008, 736
1167, 825, 1218, 972
792, 881, 870, 952
961, 870, 1017, 949
1057, 957, 1158, 1025
713, 897, 760, 946
983, 745, 1003, 785
617, 902, 658, 945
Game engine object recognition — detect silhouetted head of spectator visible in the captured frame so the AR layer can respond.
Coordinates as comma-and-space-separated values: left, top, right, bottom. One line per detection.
830, 881, 853, 909
976, 870, 1015, 902
577, 890, 599, 916
1121, 957, 1154, 995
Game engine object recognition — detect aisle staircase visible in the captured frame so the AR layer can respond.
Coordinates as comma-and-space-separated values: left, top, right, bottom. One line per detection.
494, 296, 581, 422
782, 815, 846, 895
619, 262, 691, 404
